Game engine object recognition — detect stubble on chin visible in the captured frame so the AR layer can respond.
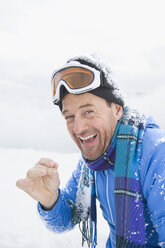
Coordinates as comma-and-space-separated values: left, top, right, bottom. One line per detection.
81, 146, 105, 161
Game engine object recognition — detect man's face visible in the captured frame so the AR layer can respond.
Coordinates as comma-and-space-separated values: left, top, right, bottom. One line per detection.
62, 93, 123, 160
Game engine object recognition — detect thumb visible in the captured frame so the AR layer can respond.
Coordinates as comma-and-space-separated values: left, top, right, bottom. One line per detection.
16, 178, 30, 191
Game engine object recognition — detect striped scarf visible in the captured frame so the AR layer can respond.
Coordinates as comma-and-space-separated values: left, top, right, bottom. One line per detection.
72, 107, 148, 247
114, 107, 146, 247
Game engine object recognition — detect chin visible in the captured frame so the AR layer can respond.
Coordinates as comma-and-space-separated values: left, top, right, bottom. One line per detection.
78, 142, 105, 161
82, 151, 102, 161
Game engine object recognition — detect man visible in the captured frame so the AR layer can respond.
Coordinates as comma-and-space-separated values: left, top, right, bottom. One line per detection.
16, 54, 165, 248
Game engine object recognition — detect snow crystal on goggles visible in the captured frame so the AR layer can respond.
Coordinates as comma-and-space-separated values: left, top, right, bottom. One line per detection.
51, 63, 101, 104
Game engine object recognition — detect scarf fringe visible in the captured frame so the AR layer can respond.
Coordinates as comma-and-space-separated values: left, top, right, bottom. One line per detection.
79, 219, 97, 248
90, 220, 97, 248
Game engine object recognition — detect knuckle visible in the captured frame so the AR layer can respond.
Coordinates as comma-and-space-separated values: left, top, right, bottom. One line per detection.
35, 157, 46, 166
36, 158, 50, 166
39, 158, 56, 168
39, 157, 50, 163
38, 157, 46, 163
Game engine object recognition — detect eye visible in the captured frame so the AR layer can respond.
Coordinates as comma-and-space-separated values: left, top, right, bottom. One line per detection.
85, 110, 94, 115
65, 115, 74, 121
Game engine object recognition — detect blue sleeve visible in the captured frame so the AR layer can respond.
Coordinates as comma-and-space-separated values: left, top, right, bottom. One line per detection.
37, 160, 82, 233
141, 129, 165, 247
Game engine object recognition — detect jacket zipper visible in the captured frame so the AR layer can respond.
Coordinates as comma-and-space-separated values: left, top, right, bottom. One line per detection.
95, 170, 115, 225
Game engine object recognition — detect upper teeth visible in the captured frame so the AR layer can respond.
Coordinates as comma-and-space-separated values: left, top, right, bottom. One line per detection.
79, 134, 96, 141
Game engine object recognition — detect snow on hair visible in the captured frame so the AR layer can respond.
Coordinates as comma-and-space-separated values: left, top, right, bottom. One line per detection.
67, 53, 125, 105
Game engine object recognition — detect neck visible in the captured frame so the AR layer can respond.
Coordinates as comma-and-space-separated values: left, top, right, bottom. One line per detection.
83, 140, 116, 171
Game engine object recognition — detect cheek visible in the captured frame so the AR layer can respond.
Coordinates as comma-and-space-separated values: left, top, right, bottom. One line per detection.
101, 115, 116, 136
95, 120, 108, 137
66, 123, 77, 141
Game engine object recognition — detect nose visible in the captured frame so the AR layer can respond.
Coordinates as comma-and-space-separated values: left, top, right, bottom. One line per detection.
73, 116, 88, 135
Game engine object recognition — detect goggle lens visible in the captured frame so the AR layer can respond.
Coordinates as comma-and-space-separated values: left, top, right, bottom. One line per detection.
52, 67, 94, 97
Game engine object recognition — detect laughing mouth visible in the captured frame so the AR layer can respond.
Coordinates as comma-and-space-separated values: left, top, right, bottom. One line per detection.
78, 134, 97, 143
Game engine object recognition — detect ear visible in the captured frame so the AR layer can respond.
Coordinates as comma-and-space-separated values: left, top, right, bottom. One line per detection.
112, 103, 123, 121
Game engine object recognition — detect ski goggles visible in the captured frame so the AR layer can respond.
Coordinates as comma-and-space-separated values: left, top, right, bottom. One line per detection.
51, 63, 102, 104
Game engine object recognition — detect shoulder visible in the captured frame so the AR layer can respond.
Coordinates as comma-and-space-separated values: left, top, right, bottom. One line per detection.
142, 128, 165, 153
140, 123, 165, 190
142, 125, 165, 159
143, 123, 165, 144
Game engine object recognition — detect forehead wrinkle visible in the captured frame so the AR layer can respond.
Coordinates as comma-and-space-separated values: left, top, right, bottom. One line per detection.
79, 103, 94, 109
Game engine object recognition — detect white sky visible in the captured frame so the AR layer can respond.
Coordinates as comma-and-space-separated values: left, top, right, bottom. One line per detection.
1, 0, 165, 78
0, 0, 165, 152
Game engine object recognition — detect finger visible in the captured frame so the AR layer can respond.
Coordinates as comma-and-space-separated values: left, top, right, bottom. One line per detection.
36, 158, 58, 168
47, 168, 59, 177
16, 178, 30, 191
26, 167, 47, 179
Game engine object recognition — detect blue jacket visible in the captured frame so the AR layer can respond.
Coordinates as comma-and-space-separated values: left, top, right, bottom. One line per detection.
38, 120, 165, 247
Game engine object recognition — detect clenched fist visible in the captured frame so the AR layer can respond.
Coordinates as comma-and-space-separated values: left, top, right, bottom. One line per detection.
16, 158, 60, 210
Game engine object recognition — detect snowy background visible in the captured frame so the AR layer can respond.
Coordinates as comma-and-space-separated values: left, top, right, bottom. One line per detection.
0, 0, 165, 247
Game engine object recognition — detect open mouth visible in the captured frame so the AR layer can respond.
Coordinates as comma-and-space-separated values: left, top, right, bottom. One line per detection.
78, 134, 97, 144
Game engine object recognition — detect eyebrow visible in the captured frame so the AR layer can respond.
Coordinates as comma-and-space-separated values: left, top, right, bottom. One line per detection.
62, 104, 94, 116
